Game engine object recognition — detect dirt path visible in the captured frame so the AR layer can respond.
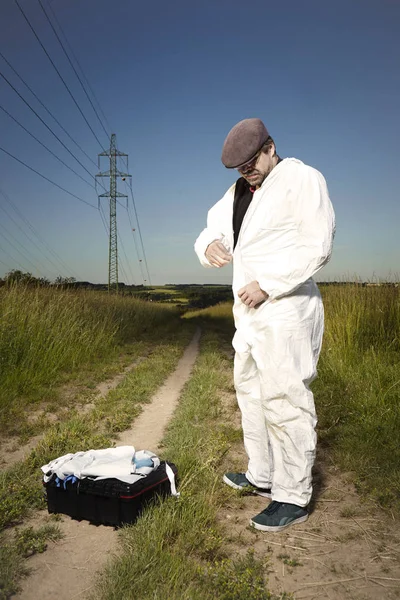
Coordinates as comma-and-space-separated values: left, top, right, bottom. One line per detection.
15, 328, 201, 600
0, 356, 148, 471
220, 391, 400, 600
221, 456, 400, 599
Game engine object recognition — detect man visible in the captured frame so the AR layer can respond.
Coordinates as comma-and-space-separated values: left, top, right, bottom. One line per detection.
194, 118, 335, 532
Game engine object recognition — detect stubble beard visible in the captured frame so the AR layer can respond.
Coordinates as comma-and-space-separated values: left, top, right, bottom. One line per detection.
243, 156, 279, 187
243, 171, 263, 186
243, 164, 272, 187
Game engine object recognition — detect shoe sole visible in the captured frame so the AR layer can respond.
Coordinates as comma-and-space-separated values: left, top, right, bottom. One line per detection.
222, 475, 272, 499
249, 513, 308, 532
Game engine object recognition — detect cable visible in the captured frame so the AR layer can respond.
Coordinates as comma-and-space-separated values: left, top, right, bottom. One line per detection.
0, 103, 93, 188
127, 179, 152, 284
0, 70, 105, 187
126, 203, 146, 283
0, 186, 80, 279
99, 203, 109, 235
117, 254, 129, 286
99, 200, 135, 285
0, 221, 49, 277
46, 0, 112, 135
118, 230, 136, 285
0, 146, 97, 209
14, 0, 106, 150
0, 193, 74, 278
0, 256, 12, 270
117, 155, 148, 284
0, 241, 31, 274
0, 50, 99, 169
38, 0, 109, 139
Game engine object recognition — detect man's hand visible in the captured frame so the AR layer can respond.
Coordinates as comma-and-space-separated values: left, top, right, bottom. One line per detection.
205, 240, 232, 268
238, 281, 269, 308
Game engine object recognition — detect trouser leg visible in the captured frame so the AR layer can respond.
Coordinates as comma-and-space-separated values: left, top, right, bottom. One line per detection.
234, 348, 273, 489
252, 306, 324, 507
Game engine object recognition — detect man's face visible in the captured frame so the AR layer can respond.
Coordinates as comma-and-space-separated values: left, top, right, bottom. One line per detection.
237, 146, 276, 187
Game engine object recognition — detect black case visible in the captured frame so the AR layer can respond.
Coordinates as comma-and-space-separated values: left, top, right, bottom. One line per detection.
44, 461, 177, 527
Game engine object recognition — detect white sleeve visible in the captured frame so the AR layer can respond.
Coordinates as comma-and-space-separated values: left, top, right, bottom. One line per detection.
257, 168, 335, 299
194, 184, 235, 268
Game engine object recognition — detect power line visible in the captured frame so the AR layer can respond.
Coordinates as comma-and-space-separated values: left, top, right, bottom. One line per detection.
0, 200, 59, 276
0, 50, 98, 169
0, 220, 48, 277
117, 249, 129, 285
0, 256, 12, 270
0, 191, 75, 278
126, 202, 146, 284
46, 0, 112, 135
0, 186, 80, 279
118, 230, 136, 285
38, 0, 110, 139
0, 241, 31, 274
127, 179, 152, 284
14, 0, 104, 150
14, 0, 106, 150
118, 155, 150, 285
99, 202, 109, 234
0, 70, 103, 185
0, 103, 94, 189
99, 203, 131, 285
0, 146, 98, 209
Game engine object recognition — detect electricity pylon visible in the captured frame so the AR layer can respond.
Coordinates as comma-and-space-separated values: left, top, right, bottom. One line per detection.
96, 134, 131, 292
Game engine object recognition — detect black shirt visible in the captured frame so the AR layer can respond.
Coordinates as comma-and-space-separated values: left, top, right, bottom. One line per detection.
232, 178, 253, 250
232, 158, 282, 250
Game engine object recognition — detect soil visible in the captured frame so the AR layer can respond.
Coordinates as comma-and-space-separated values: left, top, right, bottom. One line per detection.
0, 356, 147, 470
14, 328, 201, 600
9, 327, 400, 599
219, 389, 400, 600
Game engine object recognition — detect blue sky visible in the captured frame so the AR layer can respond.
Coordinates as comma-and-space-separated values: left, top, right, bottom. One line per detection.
0, 0, 399, 285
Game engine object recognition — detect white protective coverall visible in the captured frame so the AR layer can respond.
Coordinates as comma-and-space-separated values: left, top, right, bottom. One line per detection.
194, 158, 335, 507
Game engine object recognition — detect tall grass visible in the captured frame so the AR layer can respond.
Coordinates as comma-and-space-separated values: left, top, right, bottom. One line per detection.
186, 285, 400, 509
92, 330, 288, 600
0, 284, 179, 426
316, 284, 400, 508
0, 326, 192, 532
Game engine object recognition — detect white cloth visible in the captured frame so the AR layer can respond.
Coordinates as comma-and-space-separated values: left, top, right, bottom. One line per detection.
165, 462, 180, 497
194, 158, 335, 506
41, 446, 160, 485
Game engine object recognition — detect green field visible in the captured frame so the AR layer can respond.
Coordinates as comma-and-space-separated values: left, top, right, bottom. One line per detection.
187, 283, 400, 509
0, 283, 182, 436
0, 281, 399, 597
1, 281, 398, 507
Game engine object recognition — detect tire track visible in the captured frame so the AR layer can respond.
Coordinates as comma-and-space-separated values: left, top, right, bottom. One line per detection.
15, 328, 201, 600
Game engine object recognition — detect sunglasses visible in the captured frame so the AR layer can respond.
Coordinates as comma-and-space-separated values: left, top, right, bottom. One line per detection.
237, 149, 262, 172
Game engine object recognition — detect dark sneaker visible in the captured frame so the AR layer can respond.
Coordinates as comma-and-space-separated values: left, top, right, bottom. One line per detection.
223, 472, 272, 498
250, 500, 308, 532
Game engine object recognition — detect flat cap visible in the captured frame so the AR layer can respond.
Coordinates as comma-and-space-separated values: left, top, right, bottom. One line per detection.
221, 118, 269, 168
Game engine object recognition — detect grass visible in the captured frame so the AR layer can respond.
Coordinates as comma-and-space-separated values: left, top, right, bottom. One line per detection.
184, 301, 234, 322
185, 286, 400, 511
1, 282, 399, 596
0, 284, 181, 435
0, 325, 193, 532
0, 522, 63, 599
277, 554, 302, 567
315, 284, 400, 509
91, 329, 290, 600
